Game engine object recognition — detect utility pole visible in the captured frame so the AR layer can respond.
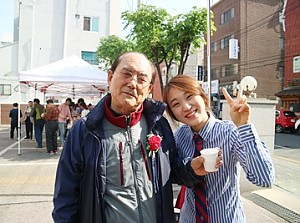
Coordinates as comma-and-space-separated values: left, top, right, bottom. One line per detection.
207, 0, 211, 107
137, 0, 141, 9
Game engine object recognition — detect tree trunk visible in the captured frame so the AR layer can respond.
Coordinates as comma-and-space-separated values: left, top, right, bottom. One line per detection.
155, 63, 164, 97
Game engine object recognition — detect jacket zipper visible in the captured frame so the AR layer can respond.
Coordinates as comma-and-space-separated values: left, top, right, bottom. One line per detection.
139, 140, 151, 181
87, 128, 102, 205
126, 116, 144, 223
118, 142, 124, 186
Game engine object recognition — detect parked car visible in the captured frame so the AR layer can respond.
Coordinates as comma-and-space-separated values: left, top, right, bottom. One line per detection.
295, 119, 300, 134
275, 110, 298, 133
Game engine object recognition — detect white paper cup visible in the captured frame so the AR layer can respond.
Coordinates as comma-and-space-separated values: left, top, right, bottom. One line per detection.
201, 148, 219, 172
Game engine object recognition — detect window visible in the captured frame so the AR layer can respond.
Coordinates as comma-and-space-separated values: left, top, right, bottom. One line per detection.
279, 37, 285, 50
0, 84, 11, 96
220, 8, 234, 25
278, 66, 284, 80
293, 56, 300, 73
83, 16, 99, 32
211, 42, 217, 52
81, 51, 98, 65
211, 68, 217, 79
221, 34, 234, 49
221, 64, 234, 77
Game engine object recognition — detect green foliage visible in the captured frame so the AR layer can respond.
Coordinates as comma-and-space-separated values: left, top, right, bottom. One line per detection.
121, 5, 215, 77
173, 6, 216, 74
96, 35, 134, 70
98, 4, 216, 91
122, 5, 171, 64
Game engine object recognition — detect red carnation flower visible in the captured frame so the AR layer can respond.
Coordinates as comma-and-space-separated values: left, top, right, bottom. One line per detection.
147, 134, 162, 152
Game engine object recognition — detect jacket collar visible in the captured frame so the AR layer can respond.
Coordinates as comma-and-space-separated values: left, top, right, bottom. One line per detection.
104, 96, 143, 128
85, 93, 166, 136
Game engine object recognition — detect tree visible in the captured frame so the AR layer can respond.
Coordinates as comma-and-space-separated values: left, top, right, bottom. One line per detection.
122, 5, 172, 92
96, 35, 134, 70
173, 6, 215, 75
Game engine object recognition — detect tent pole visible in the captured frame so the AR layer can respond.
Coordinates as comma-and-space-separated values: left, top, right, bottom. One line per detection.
18, 83, 21, 155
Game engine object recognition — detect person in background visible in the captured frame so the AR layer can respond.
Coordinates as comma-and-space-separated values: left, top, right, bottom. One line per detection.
58, 98, 72, 146
87, 103, 94, 111
43, 99, 60, 155
75, 98, 84, 117
31, 98, 45, 148
79, 101, 89, 118
9, 102, 22, 139
163, 75, 275, 223
52, 52, 221, 223
24, 101, 34, 139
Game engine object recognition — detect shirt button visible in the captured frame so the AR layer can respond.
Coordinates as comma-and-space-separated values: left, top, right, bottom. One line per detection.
200, 216, 204, 221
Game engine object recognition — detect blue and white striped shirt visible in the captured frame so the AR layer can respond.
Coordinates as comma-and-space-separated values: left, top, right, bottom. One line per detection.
175, 115, 275, 223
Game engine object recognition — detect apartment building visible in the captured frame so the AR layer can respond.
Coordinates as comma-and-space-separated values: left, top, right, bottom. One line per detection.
275, 0, 300, 112
0, 0, 120, 124
14, 0, 120, 70
206, 0, 284, 99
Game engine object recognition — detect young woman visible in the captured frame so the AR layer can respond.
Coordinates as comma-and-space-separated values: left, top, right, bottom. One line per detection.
163, 75, 275, 223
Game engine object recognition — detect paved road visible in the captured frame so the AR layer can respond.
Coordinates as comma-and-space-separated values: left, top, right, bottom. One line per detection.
1, 125, 298, 223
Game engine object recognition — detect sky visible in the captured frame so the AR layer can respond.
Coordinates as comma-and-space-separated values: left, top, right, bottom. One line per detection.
0, 0, 215, 42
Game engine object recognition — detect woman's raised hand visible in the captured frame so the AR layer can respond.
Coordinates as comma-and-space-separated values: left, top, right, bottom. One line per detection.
222, 87, 251, 127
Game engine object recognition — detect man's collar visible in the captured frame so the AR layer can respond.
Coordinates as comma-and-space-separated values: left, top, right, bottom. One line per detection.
104, 95, 143, 128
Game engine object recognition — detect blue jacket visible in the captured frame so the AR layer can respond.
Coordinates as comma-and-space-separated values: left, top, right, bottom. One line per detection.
52, 95, 180, 223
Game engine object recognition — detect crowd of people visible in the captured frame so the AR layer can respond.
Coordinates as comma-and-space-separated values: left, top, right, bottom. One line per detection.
9, 97, 94, 155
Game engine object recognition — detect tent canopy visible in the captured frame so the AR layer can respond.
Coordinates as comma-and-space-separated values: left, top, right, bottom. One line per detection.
19, 55, 108, 96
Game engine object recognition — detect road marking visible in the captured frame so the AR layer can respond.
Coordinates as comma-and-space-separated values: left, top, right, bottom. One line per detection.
0, 138, 25, 156
275, 155, 300, 165
0, 162, 58, 166
274, 145, 290, 149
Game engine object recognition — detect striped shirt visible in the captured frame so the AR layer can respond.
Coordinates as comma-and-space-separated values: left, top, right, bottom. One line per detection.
175, 115, 275, 223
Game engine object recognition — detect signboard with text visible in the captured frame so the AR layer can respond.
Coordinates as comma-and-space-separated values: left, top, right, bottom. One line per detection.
202, 80, 219, 95
294, 56, 300, 73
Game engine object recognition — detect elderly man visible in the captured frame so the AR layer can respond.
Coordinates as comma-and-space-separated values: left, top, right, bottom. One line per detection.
52, 52, 209, 223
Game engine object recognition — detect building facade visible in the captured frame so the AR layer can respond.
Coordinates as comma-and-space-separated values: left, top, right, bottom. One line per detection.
206, 0, 284, 99
0, 0, 120, 124
275, 0, 300, 113
14, 0, 120, 71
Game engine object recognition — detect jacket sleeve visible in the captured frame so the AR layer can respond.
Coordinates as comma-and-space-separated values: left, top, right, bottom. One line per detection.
52, 121, 85, 223
158, 117, 204, 188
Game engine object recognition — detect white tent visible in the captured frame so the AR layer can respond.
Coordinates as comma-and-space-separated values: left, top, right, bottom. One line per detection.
19, 55, 108, 97
17, 55, 108, 155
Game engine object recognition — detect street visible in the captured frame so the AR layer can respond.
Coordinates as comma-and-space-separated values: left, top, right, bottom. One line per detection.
274, 133, 300, 198
0, 125, 299, 222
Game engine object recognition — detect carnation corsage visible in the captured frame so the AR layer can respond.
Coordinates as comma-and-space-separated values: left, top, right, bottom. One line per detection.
146, 133, 162, 158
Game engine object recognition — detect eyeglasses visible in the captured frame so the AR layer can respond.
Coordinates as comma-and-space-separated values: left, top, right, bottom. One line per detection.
117, 70, 152, 89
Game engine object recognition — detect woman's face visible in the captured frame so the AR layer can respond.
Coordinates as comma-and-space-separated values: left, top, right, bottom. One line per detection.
167, 87, 209, 132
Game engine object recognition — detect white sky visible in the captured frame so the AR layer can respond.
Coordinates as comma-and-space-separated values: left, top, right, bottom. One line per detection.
0, 0, 216, 42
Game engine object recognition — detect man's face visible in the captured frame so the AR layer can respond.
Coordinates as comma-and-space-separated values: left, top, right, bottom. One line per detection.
28, 102, 33, 107
107, 53, 153, 115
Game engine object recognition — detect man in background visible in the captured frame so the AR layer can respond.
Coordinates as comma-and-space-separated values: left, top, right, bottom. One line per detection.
58, 98, 72, 146
24, 101, 33, 139
9, 102, 22, 139
30, 98, 45, 148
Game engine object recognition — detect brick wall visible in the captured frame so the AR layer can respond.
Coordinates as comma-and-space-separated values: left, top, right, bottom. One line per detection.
0, 104, 27, 125
209, 0, 283, 98
285, 0, 300, 86
240, 0, 283, 98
